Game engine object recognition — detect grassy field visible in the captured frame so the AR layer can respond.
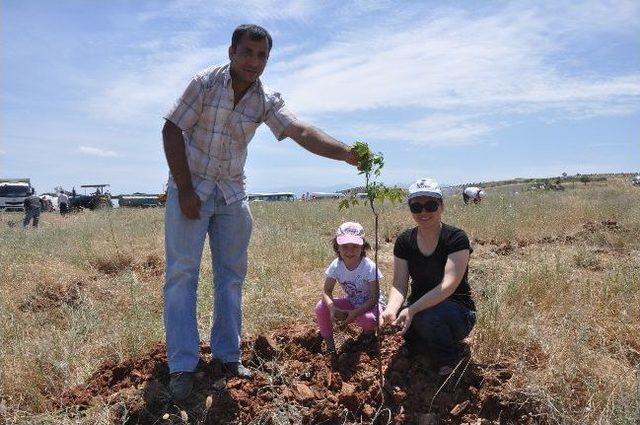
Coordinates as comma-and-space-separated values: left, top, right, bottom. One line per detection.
1, 176, 639, 424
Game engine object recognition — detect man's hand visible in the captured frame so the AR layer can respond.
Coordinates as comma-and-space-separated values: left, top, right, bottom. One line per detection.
178, 188, 201, 220
381, 308, 397, 326
392, 308, 414, 336
345, 148, 359, 167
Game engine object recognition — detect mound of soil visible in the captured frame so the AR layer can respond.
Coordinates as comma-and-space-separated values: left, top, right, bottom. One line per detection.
58, 324, 545, 424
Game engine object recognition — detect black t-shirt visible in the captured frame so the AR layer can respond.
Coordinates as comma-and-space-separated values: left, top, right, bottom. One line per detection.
393, 223, 475, 310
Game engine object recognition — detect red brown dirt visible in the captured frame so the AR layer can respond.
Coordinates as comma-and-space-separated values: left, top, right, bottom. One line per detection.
57, 324, 546, 424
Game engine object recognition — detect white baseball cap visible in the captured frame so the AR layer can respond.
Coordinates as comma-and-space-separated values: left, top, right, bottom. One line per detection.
336, 222, 365, 245
408, 178, 442, 200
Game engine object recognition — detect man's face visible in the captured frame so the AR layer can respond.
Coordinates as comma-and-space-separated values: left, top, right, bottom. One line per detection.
229, 34, 269, 85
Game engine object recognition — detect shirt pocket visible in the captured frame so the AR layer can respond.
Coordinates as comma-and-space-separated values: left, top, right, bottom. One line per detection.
231, 115, 261, 146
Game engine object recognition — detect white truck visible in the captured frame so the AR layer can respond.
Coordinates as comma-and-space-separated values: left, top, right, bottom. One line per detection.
0, 178, 32, 212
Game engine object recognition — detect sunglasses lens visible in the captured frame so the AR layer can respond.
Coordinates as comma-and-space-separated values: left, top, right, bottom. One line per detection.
410, 200, 440, 213
409, 203, 423, 213
425, 201, 439, 212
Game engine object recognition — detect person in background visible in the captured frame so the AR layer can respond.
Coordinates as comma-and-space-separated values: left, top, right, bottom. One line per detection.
161, 24, 360, 400
22, 189, 42, 228
58, 191, 69, 216
382, 178, 476, 376
315, 222, 384, 356
462, 186, 485, 204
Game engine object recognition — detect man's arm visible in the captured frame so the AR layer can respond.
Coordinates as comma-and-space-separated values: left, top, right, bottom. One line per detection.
282, 121, 358, 166
162, 120, 201, 219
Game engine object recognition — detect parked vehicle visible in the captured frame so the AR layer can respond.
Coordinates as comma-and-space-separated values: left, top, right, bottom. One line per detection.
247, 192, 296, 202
632, 175, 640, 186
119, 193, 163, 208
308, 192, 346, 200
0, 178, 32, 212
69, 184, 113, 211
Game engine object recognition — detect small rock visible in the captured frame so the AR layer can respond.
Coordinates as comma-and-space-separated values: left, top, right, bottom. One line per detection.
253, 334, 279, 360
293, 383, 315, 402
450, 400, 470, 416
362, 403, 375, 417
340, 382, 355, 397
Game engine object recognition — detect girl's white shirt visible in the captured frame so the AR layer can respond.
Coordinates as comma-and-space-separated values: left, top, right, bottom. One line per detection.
325, 257, 384, 308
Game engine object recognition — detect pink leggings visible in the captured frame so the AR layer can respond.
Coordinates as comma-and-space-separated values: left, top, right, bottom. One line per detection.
314, 298, 381, 339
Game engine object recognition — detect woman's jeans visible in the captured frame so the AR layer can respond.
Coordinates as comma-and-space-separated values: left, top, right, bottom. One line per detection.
406, 300, 476, 368
315, 298, 382, 339
163, 185, 252, 373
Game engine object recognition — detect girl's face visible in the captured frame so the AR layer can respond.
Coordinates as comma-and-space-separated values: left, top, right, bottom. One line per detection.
338, 243, 363, 265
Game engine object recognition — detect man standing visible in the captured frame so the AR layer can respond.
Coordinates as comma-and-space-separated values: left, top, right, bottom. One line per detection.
162, 24, 359, 400
58, 191, 69, 216
22, 188, 41, 228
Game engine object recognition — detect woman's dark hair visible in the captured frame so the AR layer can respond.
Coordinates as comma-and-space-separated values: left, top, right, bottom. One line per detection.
231, 24, 273, 52
332, 237, 371, 260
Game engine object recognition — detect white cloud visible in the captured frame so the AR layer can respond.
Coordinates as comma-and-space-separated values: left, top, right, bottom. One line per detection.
83, 0, 640, 147
272, 5, 640, 117
79, 146, 119, 157
0, 149, 6, 156
86, 46, 227, 123
138, 0, 318, 26
345, 114, 496, 146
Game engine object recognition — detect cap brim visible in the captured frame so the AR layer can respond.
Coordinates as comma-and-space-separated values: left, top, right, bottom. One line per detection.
408, 191, 442, 200
336, 235, 364, 245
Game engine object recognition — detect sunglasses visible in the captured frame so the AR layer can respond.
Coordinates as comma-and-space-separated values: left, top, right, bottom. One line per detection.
409, 200, 440, 213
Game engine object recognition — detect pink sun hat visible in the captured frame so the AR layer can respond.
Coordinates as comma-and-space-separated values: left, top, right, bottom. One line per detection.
336, 222, 365, 245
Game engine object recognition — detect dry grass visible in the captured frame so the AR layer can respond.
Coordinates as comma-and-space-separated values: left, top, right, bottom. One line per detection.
1, 176, 639, 424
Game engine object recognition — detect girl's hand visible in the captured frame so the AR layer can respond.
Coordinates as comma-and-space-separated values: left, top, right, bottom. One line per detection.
381, 308, 397, 326
333, 307, 348, 323
392, 308, 413, 335
342, 309, 359, 326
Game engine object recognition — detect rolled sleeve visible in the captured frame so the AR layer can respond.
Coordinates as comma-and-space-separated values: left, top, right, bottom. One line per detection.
264, 91, 297, 141
164, 77, 204, 131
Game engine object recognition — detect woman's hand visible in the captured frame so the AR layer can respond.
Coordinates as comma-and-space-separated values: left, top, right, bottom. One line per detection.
381, 308, 397, 326
392, 308, 414, 335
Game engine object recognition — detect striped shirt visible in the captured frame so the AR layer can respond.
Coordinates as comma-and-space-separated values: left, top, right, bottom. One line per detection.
164, 63, 297, 204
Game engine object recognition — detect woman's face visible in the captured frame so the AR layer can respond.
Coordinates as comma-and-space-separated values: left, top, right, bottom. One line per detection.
408, 196, 443, 227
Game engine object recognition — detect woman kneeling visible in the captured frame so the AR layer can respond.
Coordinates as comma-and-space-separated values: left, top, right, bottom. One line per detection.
382, 178, 476, 376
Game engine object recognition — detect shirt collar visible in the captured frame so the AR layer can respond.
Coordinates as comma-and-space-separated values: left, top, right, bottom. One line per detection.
223, 63, 264, 95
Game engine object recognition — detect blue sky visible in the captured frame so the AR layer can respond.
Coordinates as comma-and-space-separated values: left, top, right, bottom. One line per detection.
1, 0, 639, 195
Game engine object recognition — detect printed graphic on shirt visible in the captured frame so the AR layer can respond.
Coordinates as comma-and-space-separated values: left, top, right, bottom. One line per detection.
325, 257, 383, 308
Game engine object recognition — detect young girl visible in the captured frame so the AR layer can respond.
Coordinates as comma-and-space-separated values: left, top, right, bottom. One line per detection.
314, 222, 384, 354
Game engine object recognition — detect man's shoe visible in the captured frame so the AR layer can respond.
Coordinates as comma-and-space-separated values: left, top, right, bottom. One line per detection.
169, 371, 194, 401
223, 362, 254, 379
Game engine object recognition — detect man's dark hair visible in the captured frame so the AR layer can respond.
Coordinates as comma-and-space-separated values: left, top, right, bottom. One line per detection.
231, 24, 272, 52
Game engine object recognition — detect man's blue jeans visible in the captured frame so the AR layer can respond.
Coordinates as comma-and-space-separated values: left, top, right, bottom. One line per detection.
163, 185, 252, 373
406, 300, 476, 368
